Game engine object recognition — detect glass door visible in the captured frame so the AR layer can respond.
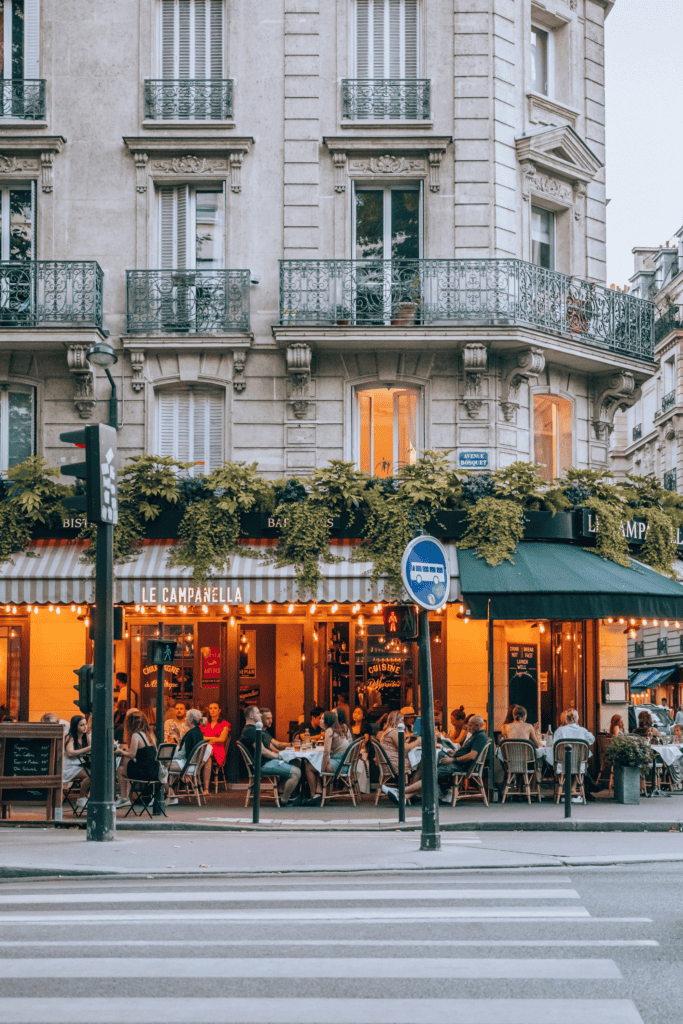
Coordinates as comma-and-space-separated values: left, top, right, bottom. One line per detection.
0, 183, 35, 324
353, 185, 421, 323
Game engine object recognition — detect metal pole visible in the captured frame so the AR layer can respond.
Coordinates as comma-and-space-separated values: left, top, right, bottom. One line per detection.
417, 607, 440, 851
87, 522, 115, 842
253, 721, 263, 824
397, 722, 406, 824
487, 608, 495, 801
564, 744, 573, 818
153, 620, 166, 816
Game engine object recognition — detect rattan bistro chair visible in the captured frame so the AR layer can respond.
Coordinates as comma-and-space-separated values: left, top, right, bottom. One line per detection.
450, 740, 491, 807
170, 740, 211, 807
320, 738, 364, 807
553, 740, 590, 804
370, 738, 410, 805
236, 740, 281, 808
500, 739, 540, 804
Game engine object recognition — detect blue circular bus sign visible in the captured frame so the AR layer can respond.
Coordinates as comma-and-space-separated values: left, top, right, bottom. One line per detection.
400, 536, 450, 611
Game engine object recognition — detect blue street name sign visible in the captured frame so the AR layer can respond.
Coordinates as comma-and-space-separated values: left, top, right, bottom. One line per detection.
400, 536, 450, 611
458, 450, 488, 469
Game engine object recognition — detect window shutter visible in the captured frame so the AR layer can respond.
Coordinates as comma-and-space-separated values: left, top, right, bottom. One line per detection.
156, 390, 178, 461
209, 0, 222, 78
178, 0, 191, 78
192, 387, 206, 472
175, 389, 192, 463
372, 0, 384, 77
356, 0, 370, 78
158, 185, 191, 268
156, 386, 224, 476
161, 0, 176, 77
403, 0, 417, 78
194, 0, 206, 78
161, 0, 222, 79
207, 390, 224, 470
23, 0, 40, 79
356, 0, 418, 78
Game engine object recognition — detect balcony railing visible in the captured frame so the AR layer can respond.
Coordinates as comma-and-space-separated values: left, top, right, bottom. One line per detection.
144, 79, 233, 121
664, 469, 677, 492
661, 389, 676, 415
0, 79, 45, 120
0, 261, 103, 329
341, 79, 431, 120
279, 258, 655, 360
654, 305, 683, 344
632, 423, 642, 441
126, 269, 250, 334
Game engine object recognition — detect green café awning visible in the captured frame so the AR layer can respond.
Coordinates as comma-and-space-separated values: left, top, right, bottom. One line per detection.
458, 542, 683, 620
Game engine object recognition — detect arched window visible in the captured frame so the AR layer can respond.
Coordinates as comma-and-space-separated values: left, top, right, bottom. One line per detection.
533, 394, 572, 481
155, 384, 224, 476
356, 385, 420, 477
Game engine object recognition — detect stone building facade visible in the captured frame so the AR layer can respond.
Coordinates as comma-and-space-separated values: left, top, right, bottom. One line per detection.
0, 0, 654, 489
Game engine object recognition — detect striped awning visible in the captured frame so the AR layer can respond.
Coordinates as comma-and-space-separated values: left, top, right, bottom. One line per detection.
0, 538, 462, 606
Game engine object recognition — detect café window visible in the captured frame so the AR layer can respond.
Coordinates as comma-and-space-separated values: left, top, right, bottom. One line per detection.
356, 385, 420, 477
155, 383, 224, 476
531, 205, 555, 271
534, 394, 572, 482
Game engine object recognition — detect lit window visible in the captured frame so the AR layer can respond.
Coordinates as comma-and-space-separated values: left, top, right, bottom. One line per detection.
155, 385, 224, 477
531, 206, 555, 271
531, 26, 549, 95
357, 386, 420, 477
534, 394, 572, 482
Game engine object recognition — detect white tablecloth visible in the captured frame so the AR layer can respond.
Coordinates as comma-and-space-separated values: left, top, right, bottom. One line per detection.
409, 745, 456, 769
651, 743, 683, 767
280, 747, 324, 774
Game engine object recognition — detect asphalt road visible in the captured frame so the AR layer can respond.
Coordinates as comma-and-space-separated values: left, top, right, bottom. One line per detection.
0, 863, 678, 1023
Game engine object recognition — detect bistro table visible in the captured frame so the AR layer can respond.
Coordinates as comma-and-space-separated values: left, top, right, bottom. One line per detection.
650, 743, 683, 767
280, 746, 325, 774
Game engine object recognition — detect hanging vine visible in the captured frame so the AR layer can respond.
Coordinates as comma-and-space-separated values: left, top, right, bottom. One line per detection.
637, 506, 677, 577
584, 497, 631, 567
458, 497, 525, 566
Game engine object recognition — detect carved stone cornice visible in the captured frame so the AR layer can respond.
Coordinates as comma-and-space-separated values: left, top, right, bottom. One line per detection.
592, 371, 640, 439
500, 348, 545, 421
515, 125, 602, 187
0, 136, 65, 193
67, 345, 96, 419
324, 136, 452, 193
527, 92, 581, 130
286, 343, 313, 418
123, 137, 254, 194
462, 343, 487, 419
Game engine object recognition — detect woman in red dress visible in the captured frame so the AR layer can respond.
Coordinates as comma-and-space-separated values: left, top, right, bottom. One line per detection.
201, 703, 231, 793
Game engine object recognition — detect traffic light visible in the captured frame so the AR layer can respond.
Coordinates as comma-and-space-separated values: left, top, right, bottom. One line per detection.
60, 423, 118, 526
383, 604, 419, 641
73, 664, 94, 714
148, 639, 178, 666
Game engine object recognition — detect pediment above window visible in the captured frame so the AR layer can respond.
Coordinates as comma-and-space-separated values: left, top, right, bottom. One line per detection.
515, 125, 602, 185
123, 136, 254, 193
0, 136, 65, 192
324, 136, 452, 193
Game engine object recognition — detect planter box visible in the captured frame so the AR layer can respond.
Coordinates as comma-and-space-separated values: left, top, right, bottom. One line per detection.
614, 765, 641, 804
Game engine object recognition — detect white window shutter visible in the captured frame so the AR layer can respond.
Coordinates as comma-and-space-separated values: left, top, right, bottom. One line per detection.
192, 388, 206, 473
161, 0, 222, 79
207, 390, 224, 470
178, 0, 191, 78
158, 185, 191, 268
156, 391, 178, 460
356, 0, 370, 77
161, 0, 177, 77
209, 0, 223, 78
23, 0, 41, 79
356, 0, 417, 78
373, 0, 384, 77
403, 0, 418, 78
175, 389, 192, 463
156, 386, 224, 476
194, 0, 206, 78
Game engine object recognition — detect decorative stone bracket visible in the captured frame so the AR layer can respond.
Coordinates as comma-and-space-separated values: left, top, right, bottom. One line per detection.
67, 345, 96, 419
124, 137, 254, 195
232, 350, 248, 393
130, 351, 146, 393
461, 343, 488, 419
0, 137, 65, 194
286, 343, 313, 419
592, 372, 640, 439
500, 348, 545, 422
324, 136, 452, 194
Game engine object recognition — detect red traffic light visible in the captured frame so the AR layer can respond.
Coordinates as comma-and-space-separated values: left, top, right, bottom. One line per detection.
383, 604, 418, 641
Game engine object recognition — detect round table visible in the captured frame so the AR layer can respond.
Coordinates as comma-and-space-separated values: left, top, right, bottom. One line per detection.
651, 743, 683, 767
280, 746, 324, 774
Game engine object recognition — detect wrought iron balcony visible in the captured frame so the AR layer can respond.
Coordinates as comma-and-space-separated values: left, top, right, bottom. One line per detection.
341, 79, 431, 120
664, 468, 677, 492
144, 79, 233, 121
654, 305, 683, 344
279, 258, 655, 360
661, 389, 676, 415
0, 79, 45, 120
632, 423, 642, 441
0, 261, 103, 329
126, 269, 250, 334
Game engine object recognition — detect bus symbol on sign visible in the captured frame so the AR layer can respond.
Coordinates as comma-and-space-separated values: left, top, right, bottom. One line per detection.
401, 536, 450, 611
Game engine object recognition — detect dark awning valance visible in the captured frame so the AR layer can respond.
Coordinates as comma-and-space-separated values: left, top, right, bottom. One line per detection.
458, 542, 683, 620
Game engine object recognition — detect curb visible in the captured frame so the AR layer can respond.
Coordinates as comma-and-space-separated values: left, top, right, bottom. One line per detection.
1, 820, 682, 833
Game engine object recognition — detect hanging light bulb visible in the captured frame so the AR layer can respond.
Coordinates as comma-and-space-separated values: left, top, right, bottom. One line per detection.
665, 620, 670, 627
288, 604, 294, 614
77, 606, 83, 616
84, 618, 90, 627
71, 605, 76, 613
313, 631, 318, 642
55, 607, 61, 615
653, 620, 659, 627
230, 617, 235, 627
267, 604, 272, 614
310, 603, 316, 615
676, 622, 681, 629
331, 603, 338, 614
49, 605, 54, 612
27, 605, 32, 614
245, 604, 251, 614
202, 604, 209, 614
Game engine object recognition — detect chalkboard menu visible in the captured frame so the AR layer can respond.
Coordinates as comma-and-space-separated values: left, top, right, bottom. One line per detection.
508, 643, 539, 724
0, 723, 64, 820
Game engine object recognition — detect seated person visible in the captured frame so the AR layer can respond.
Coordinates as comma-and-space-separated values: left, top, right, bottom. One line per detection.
165, 701, 189, 745
63, 714, 92, 812
448, 708, 468, 744
293, 706, 325, 742
400, 706, 417, 736
260, 708, 287, 751
554, 709, 595, 745
241, 706, 301, 806
501, 705, 541, 748
166, 708, 205, 804
437, 716, 488, 790
113, 700, 129, 745
305, 711, 351, 806
632, 710, 660, 742
379, 710, 421, 779
609, 714, 625, 737
115, 710, 158, 809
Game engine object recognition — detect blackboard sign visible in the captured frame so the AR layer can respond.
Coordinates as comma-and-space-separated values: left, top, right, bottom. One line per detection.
0, 723, 64, 820
508, 643, 539, 724
2, 738, 52, 801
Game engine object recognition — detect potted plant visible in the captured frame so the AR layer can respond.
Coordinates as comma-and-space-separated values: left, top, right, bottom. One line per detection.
604, 734, 655, 804
391, 270, 421, 326
335, 305, 351, 326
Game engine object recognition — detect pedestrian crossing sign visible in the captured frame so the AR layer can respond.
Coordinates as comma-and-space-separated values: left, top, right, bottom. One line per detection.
149, 640, 178, 665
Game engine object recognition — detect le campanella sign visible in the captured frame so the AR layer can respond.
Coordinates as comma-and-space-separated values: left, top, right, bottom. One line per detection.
581, 509, 683, 549
139, 585, 243, 605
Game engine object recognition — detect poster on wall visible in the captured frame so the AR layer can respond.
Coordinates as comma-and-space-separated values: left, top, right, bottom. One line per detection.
201, 646, 221, 687
507, 643, 539, 724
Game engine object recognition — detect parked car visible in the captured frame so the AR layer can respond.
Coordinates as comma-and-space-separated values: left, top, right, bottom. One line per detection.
628, 703, 673, 738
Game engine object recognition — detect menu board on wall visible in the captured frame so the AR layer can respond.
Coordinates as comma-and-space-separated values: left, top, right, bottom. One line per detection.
507, 643, 539, 723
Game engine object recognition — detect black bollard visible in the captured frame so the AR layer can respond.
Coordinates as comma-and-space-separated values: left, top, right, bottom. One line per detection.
397, 723, 406, 824
253, 721, 263, 824
564, 744, 573, 818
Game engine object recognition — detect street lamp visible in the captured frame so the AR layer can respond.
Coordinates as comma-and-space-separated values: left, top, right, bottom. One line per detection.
86, 342, 118, 431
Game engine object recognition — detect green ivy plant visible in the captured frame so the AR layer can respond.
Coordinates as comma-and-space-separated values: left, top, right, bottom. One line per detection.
0, 458, 73, 565
637, 506, 677, 577
459, 496, 525, 566
272, 497, 340, 597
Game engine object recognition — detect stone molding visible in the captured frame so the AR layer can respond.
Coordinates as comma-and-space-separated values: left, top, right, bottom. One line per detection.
67, 345, 96, 419
527, 92, 581, 130
286, 343, 313, 418
130, 351, 146, 393
462, 343, 488, 419
592, 372, 640, 439
0, 136, 65, 193
516, 125, 602, 208
232, 349, 248, 392
123, 137, 254, 194
500, 348, 545, 421
324, 136, 451, 193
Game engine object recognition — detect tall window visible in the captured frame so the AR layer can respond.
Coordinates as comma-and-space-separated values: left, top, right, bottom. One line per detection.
155, 385, 224, 476
157, 184, 224, 269
0, 385, 34, 472
357, 386, 420, 477
0, 184, 34, 260
530, 25, 549, 95
160, 0, 223, 79
0, 0, 39, 80
355, 186, 420, 261
534, 394, 572, 482
531, 205, 555, 271
355, 0, 418, 78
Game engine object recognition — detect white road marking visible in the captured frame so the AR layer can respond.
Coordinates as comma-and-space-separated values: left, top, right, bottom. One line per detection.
0, 997, 645, 1023
0, 938, 659, 948
0, 957, 622, 980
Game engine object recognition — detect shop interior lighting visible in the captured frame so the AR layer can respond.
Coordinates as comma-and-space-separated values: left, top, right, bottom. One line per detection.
358, 616, 363, 626
676, 622, 681, 629
71, 604, 76, 613
630, 618, 636, 625
85, 618, 90, 627
267, 604, 272, 613
33, 606, 38, 614
607, 618, 613, 623
4, 606, 8, 613
618, 618, 625, 624
27, 605, 32, 613
313, 631, 318, 642
665, 620, 670, 627
642, 619, 647, 625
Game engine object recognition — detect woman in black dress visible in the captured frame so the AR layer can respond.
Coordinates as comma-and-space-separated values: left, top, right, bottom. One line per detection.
115, 709, 158, 808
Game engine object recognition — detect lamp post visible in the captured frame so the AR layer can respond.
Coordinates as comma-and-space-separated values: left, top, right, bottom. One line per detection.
86, 342, 119, 431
